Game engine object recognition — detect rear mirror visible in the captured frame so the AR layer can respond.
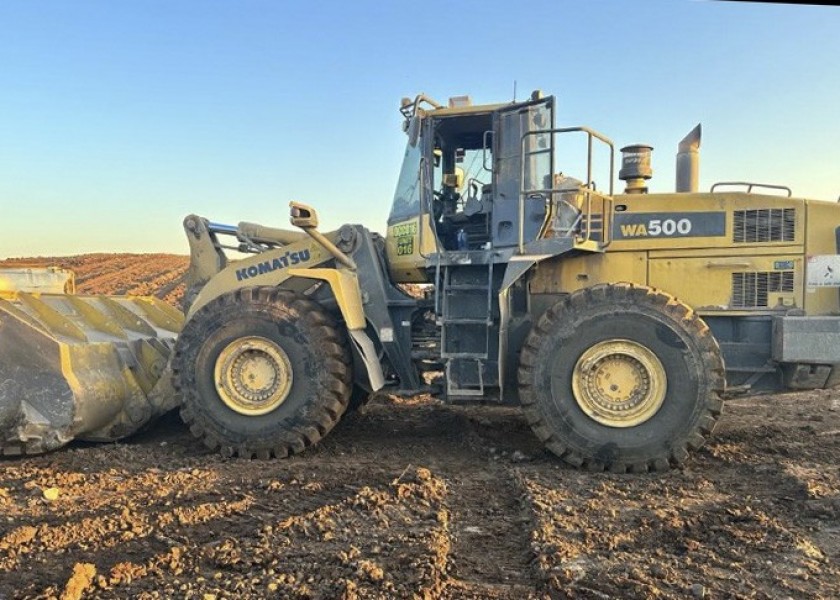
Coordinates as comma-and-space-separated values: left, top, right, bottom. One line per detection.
407, 116, 421, 147
289, 201, 319, 229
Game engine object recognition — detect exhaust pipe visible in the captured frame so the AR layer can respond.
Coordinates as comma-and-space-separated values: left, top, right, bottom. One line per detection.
676, 124, 701, 193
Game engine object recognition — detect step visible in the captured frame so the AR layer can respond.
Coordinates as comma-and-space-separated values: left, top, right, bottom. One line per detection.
446, 387, 485, 397
440, 352, 489, 359
446, 284, 490, 291
725, 366, 778, 374
440, 318, 493, 326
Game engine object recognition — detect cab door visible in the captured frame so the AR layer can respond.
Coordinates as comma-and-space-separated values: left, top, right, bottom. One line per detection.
491, 96, 555, 248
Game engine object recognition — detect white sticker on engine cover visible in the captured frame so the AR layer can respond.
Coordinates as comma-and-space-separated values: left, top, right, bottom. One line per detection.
807, 255, 840, 287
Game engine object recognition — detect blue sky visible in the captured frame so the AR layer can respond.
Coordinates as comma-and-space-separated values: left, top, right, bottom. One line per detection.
0, 0, 838, 256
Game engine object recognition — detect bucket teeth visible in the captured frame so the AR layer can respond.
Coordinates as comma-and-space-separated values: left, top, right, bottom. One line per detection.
0, 292, 183, 455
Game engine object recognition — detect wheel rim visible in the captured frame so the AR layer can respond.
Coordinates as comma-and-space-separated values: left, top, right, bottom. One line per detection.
214, 336, 293, 416
571, 339, 667, 428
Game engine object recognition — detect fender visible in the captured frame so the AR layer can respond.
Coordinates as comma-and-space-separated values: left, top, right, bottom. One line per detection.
287, 267, 385, 392
185, 236, 330, 320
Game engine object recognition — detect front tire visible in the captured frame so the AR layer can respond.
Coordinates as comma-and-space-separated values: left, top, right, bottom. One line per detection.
518, 283, 725, 472
172, 287, 352, 458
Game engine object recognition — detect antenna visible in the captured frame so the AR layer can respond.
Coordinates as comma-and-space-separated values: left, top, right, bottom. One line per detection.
513, 80, 517, 102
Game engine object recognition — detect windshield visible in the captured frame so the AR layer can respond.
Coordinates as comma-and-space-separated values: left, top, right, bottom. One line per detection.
388, 141, 423, 224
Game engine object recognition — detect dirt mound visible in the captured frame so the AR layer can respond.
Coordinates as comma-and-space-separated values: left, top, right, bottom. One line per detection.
0, 253, 188, 307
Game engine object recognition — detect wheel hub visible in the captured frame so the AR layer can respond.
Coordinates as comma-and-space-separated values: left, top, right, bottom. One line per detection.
571, 339, 667, 427
214, 336, 293, 416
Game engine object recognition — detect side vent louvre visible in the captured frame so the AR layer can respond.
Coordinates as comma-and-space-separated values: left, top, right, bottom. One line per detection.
733, 208, 796, 243
731, 271, 794, 308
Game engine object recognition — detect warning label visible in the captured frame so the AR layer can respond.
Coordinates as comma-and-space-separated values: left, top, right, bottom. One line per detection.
806, 255, 840, 287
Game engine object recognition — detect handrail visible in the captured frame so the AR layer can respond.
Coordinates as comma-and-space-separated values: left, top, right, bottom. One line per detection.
482, 130, 493, 172
518, 126, 615, 253
711, 181, 793, 197
550, 127, 616, 195
400, 93, 444, 119
417, 154, 446, 315
418, 156, 431, 259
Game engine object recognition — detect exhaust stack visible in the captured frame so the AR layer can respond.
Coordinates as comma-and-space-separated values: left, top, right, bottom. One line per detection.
676, 124, 702, 193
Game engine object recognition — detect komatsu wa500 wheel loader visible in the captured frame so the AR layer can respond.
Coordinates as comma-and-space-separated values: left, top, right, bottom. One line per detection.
172, 90, 840, 472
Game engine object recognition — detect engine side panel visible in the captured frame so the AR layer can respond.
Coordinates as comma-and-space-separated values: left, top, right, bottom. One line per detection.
528, 191, 840, 316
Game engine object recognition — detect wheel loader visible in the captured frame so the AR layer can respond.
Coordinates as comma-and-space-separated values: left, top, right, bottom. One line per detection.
164, 90, 840, 472
5, 91, 840, 472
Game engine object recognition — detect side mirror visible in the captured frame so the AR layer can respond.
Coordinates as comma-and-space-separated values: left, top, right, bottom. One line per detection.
407, 116, 421, 147
289, 201, 319, 229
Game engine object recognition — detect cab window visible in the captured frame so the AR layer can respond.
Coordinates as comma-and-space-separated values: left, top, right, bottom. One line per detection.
388, 142, 423, 224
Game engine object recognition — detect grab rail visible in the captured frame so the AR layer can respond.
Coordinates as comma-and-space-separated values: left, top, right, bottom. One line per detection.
711, 181, 793, 197
518, 127, 615, 253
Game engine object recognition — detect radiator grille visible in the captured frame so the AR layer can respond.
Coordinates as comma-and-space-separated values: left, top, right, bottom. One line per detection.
731, 271, 794, 308
733, 208, 796, 243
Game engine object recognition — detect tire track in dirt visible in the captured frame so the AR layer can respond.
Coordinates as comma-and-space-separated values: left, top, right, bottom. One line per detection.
437, 408, 543, 599
511, 414, 840, 599
4, 478, 360, 598
269, 400, 544, 597
80, 257, 173, 296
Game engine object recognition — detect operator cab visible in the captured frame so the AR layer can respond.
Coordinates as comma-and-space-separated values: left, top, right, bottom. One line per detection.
430, 108, 495, 250
388, 92, 562, 254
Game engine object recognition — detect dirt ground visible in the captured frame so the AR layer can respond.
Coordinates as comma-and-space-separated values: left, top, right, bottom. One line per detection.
0, 390, 837, 600
1, 254, 838, 598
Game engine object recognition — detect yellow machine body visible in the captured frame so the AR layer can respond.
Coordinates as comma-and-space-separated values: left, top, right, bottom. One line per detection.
386, 215, 439, 283
528, 192, 840, 317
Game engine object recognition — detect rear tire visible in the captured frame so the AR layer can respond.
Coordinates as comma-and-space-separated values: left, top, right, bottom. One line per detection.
518, 283, 725, 472
172, 287, 351, 458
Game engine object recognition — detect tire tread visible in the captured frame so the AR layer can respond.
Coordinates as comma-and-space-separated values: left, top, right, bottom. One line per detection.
518, 283, 725, 472
172, 287, 351, 459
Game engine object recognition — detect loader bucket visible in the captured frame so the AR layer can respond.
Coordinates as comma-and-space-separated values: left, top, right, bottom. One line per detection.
0, 291, 183, 455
